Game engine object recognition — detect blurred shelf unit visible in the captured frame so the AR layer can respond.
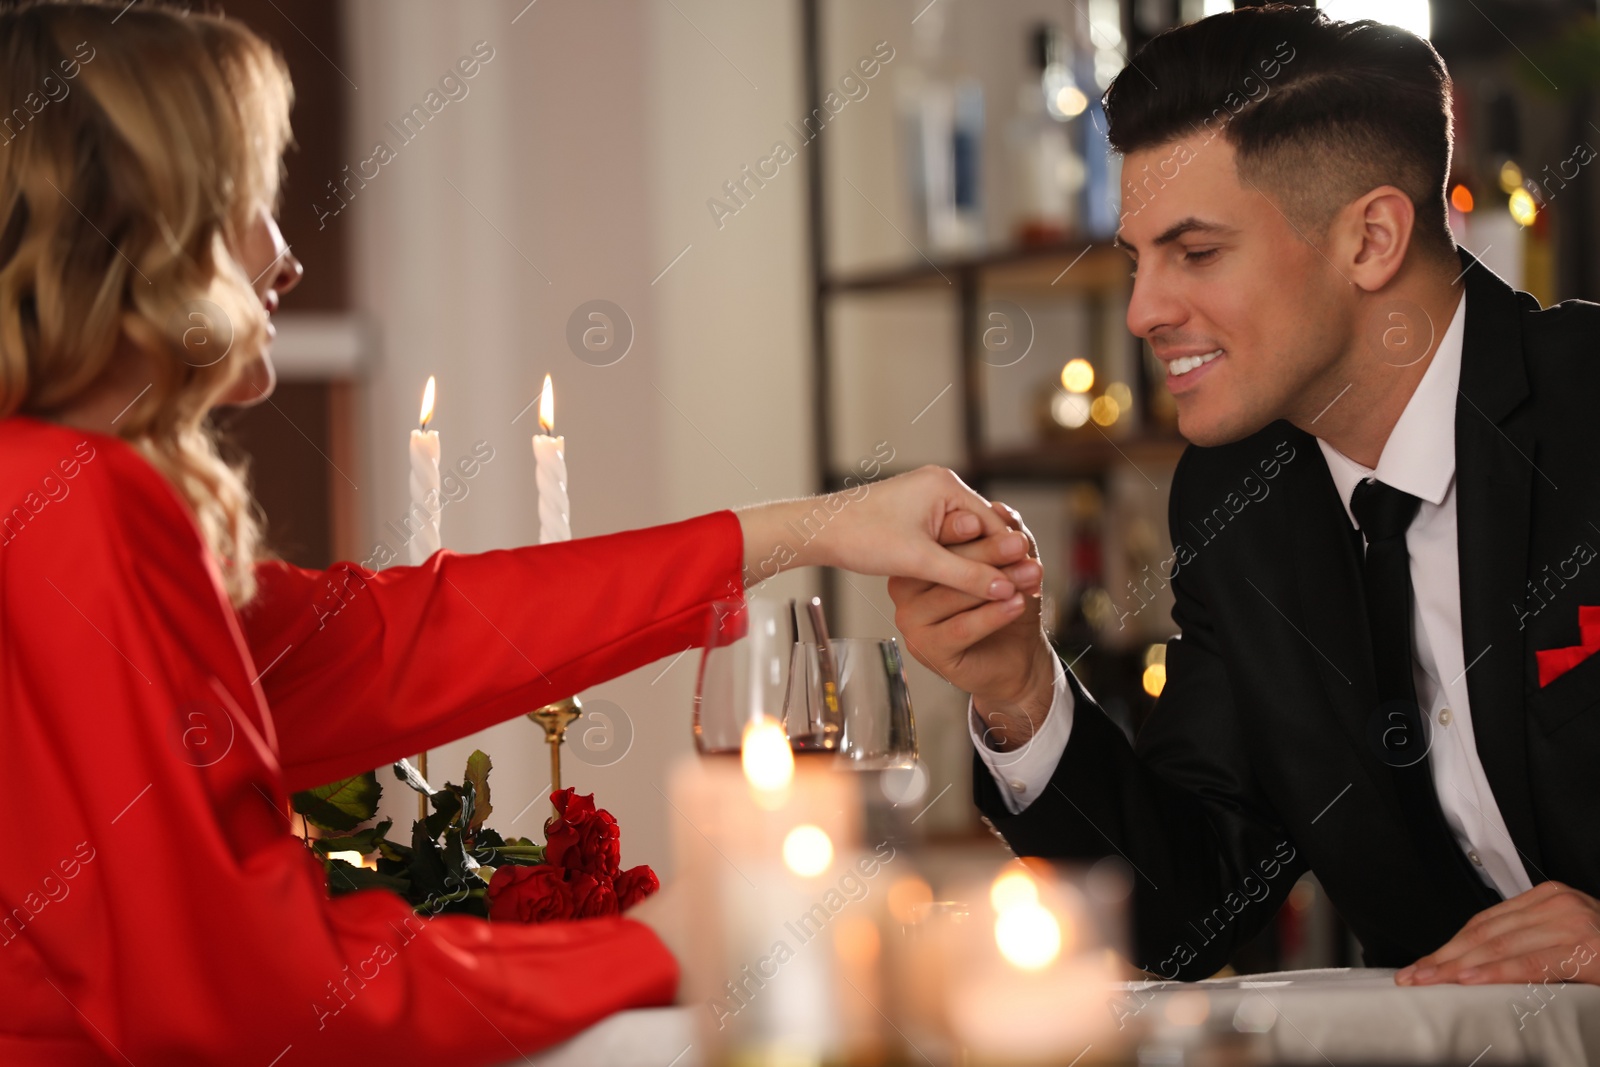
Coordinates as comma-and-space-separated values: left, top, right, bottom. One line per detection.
801, 1, 1186, 503
815, 238, 1186, 490
801, 0, 1188, 722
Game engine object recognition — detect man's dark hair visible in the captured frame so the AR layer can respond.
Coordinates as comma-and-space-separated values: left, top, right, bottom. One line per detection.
1104, 4, 1456, 260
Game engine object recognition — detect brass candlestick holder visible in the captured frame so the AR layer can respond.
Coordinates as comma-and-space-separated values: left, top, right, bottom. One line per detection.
527, 696, 582, 817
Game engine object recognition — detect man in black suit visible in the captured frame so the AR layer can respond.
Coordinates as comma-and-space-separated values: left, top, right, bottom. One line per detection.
889, 5, 1600, 987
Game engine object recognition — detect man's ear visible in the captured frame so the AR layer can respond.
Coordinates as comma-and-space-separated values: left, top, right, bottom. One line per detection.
1338, 185, 1415, 292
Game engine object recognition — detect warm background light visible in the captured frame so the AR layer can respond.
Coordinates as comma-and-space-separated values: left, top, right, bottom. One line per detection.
1054, 85, 1088, 118
1143, 643, 1167, 697
782, 824, 833, 877
1509, 188, 1538, 227
990, 868, 1040, 913
1449, 184, 1474, 214
1060, 358, 1095, 393
1318, 0, 1429, 38
1052, 391, 1091, 429
1089, 394, 1120, 426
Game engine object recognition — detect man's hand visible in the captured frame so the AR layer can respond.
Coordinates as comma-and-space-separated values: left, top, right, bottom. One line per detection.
1395, 880, 1600, 986
736, 466, 1018, 602
887, 502, 1058, 751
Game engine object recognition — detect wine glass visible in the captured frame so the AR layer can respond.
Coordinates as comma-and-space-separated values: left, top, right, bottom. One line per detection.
693, 597, 918, 770
785, 637, 918, 769
692, 598, 789, 756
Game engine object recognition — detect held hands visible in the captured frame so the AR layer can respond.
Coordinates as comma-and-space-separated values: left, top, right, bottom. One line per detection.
1396, 880, 1600, 986
887, 501, 1058, 751
735, 466, 1021, 602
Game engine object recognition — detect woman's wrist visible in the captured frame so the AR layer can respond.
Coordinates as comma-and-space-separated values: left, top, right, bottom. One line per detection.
735, 497, 833, 584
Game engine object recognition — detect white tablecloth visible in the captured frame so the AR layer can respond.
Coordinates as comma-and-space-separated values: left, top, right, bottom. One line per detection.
1127, 967, 1600, 1066
502, 968, 1600, 1067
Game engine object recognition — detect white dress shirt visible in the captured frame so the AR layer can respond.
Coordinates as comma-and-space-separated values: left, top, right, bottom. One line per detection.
970, 290, 1533, 901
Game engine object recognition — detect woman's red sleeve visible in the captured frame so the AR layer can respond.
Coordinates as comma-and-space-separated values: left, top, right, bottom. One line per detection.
0, 427, 732, 1064
242, 510, 745, 792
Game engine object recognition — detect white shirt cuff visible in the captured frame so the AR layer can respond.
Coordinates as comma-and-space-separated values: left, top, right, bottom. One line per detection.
967, 653, 1075, 814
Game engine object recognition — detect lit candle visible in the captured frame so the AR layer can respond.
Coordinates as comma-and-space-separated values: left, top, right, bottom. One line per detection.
408, 376, 441, 566
532, 374, 570, 544
408, 377, 441, 817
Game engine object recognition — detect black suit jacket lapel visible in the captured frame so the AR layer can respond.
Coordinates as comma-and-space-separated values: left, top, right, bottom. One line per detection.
1454, 251, 1545, 882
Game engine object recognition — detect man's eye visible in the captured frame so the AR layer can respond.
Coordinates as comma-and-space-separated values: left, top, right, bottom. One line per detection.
1184, 248, 1220, 264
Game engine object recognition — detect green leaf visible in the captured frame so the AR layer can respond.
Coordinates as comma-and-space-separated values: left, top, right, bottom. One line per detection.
464, 750, 493, 831
325, 856, 410, 898
477, 844, 545, 866
376, 837, 412, 864
292, 772, 381, 834
312, 818, 393, 857
392, 758, 437, 796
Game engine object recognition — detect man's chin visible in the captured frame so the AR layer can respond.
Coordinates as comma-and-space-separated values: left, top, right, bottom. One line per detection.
1174, 400, 1273, 448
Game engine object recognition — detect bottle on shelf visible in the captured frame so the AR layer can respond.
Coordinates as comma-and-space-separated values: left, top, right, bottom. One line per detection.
1007, 22, 1087, 246
897, 3, 985, 256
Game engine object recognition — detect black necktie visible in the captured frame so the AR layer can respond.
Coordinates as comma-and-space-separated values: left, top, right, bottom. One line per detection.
1350, 478, 1500, 909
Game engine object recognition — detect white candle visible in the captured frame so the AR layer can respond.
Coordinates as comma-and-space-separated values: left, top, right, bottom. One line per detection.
533, 374, 570, 544
408, 375, 441, 566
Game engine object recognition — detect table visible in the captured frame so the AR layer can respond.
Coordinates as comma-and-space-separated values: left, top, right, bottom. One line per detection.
1122, 967, 1600, 1065
506, 969, 1600, 1067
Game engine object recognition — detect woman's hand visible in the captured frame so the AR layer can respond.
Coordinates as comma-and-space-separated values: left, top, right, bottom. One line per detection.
735, 466, 1020, 601
889, 502, 1057, 749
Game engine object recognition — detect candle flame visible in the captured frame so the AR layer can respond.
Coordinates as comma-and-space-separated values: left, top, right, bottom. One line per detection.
538, 374, 555, 434
419, 376, 436, 429
994, 900, 1063, 972
741, 716, 794, 793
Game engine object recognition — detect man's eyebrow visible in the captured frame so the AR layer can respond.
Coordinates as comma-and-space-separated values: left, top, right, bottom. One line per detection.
1115, 218, 1236, 254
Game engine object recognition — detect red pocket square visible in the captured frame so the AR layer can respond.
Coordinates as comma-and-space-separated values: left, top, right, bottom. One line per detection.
1537, 604, 1600, 687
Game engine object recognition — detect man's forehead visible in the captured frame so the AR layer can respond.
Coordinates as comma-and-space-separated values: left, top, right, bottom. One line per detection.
1116, 136, 1247, 249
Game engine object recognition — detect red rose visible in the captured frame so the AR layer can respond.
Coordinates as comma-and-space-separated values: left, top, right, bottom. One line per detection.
614, 865, 659, 911
487, 864, 571, 924
544, 789, 621, 879
567, 871, 619, 918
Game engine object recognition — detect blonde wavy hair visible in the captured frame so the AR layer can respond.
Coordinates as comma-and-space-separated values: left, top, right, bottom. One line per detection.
0, 0, 293, 606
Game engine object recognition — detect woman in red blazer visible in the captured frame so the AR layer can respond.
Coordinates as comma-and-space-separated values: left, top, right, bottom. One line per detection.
0, 3, 1039, 1064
